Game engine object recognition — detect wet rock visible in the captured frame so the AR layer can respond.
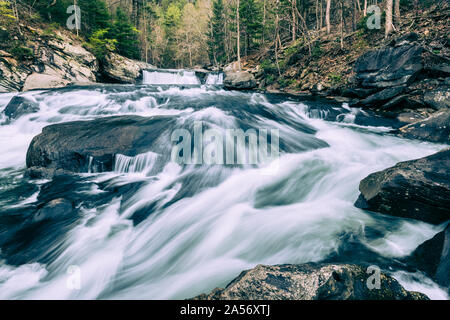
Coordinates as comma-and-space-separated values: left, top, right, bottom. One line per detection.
355, 149, 450, 225
357, 86, 406, 107
224, 71, 257, 90
3, 96, 39, 119
354, 44, 423, 89
398, 109, 450, 143
33, 198, 74, 222
193, 263, 428, 300
405, 225, 449, 293
102, 52, 154, 83
26, 115, 175, 174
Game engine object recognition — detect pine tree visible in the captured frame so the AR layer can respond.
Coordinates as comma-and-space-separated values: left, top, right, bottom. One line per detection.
239, 0, 263, 56
208, 0, 226, 65
111, 7, 140, 59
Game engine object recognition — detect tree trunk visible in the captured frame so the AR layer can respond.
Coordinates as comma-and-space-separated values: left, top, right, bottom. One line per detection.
394, 0, 401, 24
363, 0, 367, 16
385, 0, 394, 37
237, 0, 241, 70
340, 0, 344, 49
291, 0, 297, 41
326, 0, 331, 34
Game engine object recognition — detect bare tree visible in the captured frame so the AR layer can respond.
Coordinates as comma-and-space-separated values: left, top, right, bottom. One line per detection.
385, 0, 394, 37
326, 0, 331, 34
363, 0, 367, 16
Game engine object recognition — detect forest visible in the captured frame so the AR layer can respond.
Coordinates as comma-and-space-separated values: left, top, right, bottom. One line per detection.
0, 0, 435, 69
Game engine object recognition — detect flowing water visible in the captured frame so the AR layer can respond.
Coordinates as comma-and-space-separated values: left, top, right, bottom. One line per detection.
0, 77, 448, 299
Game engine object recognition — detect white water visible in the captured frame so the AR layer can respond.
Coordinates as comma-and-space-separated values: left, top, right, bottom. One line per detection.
0, 85, 448, 300
142, 70, 201, 85
205, 73, 224, 85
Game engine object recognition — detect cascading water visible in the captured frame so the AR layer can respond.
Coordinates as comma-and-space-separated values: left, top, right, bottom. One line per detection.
142, 70, 201, 85
0, 82, 448, 300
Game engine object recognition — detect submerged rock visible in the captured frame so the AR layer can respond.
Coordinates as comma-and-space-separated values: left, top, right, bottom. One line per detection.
3, 96, 39, 119
193, 263, 428, 300
34, 198, 75, 222
355, 149, 450, 225
26, 115, 175, 175
224, 71, 257, 90
405, 224, 449, 293
398, 109, 450, 144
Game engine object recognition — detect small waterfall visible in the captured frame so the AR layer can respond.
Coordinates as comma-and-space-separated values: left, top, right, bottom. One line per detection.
142, 70, 201, 85
205, 72, 224, 85
114, 152, 158, 173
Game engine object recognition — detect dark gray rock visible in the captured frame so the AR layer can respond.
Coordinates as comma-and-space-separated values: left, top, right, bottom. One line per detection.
3, 96, 39, 119
34, 198, 74, 222
193, 263, 428, 300
26, 115, 175, 174
406, 225, 449, 293
354, 44, 423, 89
435, 225, 450, 292
224, 71, 257, 90
399, 109, 450, 143
423, 88, 450, 110
355, 149, 450, 225
358, 86, 406, 107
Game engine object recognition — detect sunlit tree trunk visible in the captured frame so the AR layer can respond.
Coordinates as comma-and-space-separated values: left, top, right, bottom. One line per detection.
326, 0, 331, 34
385, 0, 394, 37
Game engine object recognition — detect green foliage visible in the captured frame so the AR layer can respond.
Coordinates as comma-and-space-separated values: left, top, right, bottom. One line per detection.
260, 59, 278, 75
311, 44, 322, 59
278, 77, 295, 88
110, 8, 140, 60
0, 0, 16, 26
239, 0, 263, 52
328, 73, 343, 86
208, 0, 226, 64
10, 44, 33, 61
85, 29, 117, 59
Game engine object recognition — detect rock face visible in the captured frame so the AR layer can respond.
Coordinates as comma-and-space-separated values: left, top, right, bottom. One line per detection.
355, 149, 450, 225
424, 88, 450, 110
224, 71, 257, 90
194, 263, 428, 300
101, 52, 154, 83
406, 225, 449, 293
3, 96, 39, 119
354, 42, 423, 89
0, 29, 98, 92
398, 109, 450, 144
26, 115, 175, 176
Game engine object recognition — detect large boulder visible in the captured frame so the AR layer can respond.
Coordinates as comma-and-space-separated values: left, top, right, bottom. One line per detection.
194, 263, 428, 300
405, 225, 449, 293
355, 149, 450, 224
102, 52, 154, 83
224, 71, 257, 90
354, 43, 423, 89
26, 115, 175, 175
3, 96, 39, 119
398, 109, 450, 144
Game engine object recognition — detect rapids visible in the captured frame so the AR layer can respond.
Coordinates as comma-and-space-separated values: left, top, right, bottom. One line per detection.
0, 81, 448, 299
